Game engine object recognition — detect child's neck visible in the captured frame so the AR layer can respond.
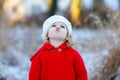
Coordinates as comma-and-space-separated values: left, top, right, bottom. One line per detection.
50, 39, 65, 48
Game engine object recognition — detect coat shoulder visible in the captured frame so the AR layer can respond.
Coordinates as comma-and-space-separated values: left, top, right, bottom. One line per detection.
30, 47, 44, 61
69, 47, 82, 58
69, 47, 80, 54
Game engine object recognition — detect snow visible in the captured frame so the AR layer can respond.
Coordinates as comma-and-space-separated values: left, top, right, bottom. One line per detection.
82, 0, 94, 9
72, 27, 119, 79
0, 24, 119, 80
24, 0, 48, 16
73, 28, 101, 41
0, 0, 120, 79
58, 0, 71, 11
104, 0, 119, 11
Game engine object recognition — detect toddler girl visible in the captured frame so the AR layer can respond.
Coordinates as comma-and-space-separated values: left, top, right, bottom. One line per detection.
29, 15, 88, 80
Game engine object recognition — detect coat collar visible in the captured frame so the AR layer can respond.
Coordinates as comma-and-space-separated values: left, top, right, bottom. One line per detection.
42, 42, 68, 50
30, 42, 69, 61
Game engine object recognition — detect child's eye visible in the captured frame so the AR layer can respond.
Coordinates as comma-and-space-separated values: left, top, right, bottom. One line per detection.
52, 25, 56, 27
61, 25, 65, 28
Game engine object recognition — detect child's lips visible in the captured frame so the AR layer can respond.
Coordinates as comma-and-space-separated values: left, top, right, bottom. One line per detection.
56, 28, 60, 31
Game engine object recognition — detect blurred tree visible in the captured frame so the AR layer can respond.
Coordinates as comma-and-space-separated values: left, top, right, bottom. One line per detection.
47, 0, 52, 9
0, 0, 4, 21
93, 0, 111, 26
47, 0, 58, 16
3, 0, 26, 27
70, 0, 82, 27
0, 0, 4, 10
0, 76, 6, 80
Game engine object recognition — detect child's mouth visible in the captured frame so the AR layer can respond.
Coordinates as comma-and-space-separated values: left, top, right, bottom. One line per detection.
56, 28, 60, 31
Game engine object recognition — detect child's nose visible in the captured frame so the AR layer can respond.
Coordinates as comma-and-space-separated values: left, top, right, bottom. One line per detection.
56, 25, 60, 29
56, 25, 60, 30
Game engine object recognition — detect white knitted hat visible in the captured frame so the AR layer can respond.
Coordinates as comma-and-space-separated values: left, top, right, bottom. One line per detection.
41, 15, 73, 40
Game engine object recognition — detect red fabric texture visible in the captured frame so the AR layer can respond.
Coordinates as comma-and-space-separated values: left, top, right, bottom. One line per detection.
29, 42, 88, 80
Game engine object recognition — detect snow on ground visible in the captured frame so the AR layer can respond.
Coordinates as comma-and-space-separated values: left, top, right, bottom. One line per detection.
0, 24, 119, 80
72, 27, 119, 79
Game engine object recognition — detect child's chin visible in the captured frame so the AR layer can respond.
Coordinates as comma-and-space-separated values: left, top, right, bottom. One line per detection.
51, 37, 65, 41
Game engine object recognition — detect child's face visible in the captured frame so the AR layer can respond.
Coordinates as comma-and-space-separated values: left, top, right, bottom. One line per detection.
48, 22, 68, 41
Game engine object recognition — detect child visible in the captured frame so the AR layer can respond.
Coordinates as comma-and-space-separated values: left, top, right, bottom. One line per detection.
29, 15, 88, 80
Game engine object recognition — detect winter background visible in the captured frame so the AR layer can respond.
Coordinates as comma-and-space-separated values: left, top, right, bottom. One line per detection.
0, 0, 120, 80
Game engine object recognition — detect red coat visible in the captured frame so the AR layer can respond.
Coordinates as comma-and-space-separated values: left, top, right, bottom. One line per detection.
29, 42, 88, 80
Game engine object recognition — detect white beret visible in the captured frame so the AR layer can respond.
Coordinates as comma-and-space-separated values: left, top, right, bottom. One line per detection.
41, 15, 73, 40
